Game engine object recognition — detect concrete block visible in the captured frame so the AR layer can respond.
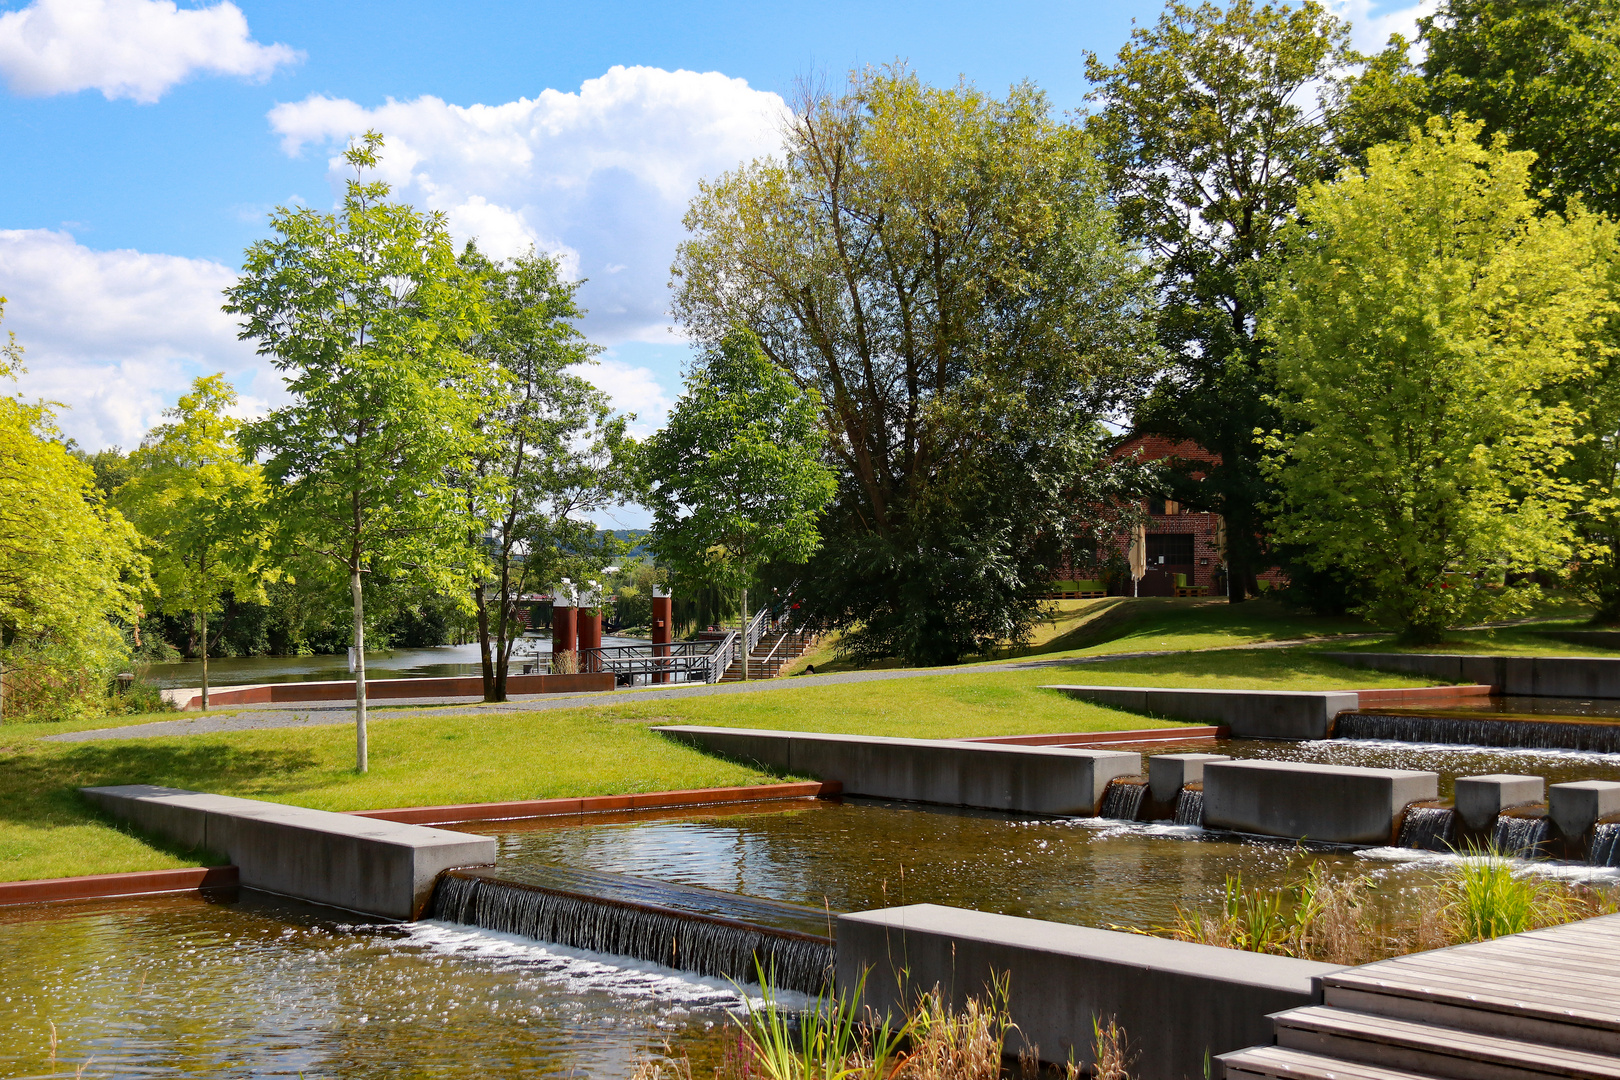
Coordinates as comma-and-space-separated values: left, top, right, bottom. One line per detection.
1042, 685, 1358, 739
1321, 652, 1620, 699
81, 785, 496, 919
1202, 761, 1438, 845
653, 726, 1140, 816
1452, 774, 1545, 832
1148, 753, 1230, 803
838, 903, 1341, 1077
1548, 781, 1620, 841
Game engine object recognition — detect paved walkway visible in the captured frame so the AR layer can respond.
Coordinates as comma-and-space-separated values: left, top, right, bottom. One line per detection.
44, 635, 1369, 744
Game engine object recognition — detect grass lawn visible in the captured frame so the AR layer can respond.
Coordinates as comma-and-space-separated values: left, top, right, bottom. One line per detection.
0, 645, 1439, 884
1327, 620, 1620, 657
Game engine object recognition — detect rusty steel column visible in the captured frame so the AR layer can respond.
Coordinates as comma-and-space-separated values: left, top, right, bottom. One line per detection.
651, 586, 672, 684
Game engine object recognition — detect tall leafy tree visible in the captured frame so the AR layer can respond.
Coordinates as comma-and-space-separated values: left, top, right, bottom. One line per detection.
642, 331, 835, 677
225, 133, 490, 771
0, 299, 147, 721
1084, 0, 1353, 601
458, 244, 633, 701
673, 68, 1157, 664
118, 375, 273, 710
1262, 120, 1615, 642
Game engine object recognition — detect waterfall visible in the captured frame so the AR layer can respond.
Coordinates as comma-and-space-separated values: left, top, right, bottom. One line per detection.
1336, 711, 1620, 753
1172, 786, 1204, 826
1591, 822, 1620, 867
1491, 813, 1551, 857
1099, 778, 1147, 821
1397, 805, 1455, 851
429, 870, 834, 994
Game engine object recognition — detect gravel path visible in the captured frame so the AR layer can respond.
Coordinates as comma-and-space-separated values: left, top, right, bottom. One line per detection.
42, 635, 1366, 743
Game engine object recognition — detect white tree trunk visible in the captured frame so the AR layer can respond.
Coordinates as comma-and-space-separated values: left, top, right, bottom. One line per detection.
352, 568, 368, 773
740, 585, 749, 682
200, 608, 209, 712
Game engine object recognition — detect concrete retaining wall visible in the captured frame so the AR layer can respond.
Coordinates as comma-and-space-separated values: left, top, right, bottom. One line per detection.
652, 726, 1140, 816
1322, 652, 1620, 699
838, 903, 1340, 1077
164, 671, 614, 710
1043, 686, 1358, 739
1203, 761, 1438, 845
82, 785, 496, 918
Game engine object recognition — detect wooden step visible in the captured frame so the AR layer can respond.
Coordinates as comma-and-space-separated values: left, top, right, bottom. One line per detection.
1323, 976, 1620, 1056
1273, 1006, 1620, 1080
1220, 1044, 1447, 1080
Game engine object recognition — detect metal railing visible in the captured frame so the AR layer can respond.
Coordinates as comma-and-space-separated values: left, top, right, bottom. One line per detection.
512, 606, 791, 687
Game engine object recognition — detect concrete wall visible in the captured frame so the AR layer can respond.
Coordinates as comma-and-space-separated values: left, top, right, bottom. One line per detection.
838, 903, 1340, 1077
1203, 761, 1438, 845
1322, 652, 1620, 699
82, 785, 496, 919
653, 726, 1140, 816
1043, 685, 1359, 740
164, 672, 614, 710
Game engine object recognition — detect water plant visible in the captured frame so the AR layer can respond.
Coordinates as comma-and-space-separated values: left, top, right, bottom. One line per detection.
1440, 853, 1588, 943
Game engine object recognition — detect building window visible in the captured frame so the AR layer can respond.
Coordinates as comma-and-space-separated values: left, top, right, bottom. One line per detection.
1147, 532, 1195, 566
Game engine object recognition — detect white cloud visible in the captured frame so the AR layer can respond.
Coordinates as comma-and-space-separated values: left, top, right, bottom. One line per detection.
0, 228, 268, 448
0, 0, 298, 103
268, 66, 787, 346
1326, 0, 1438, 55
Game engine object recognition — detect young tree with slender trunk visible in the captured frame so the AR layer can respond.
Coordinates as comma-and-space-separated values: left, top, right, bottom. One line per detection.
642, 331, 835, 678
458, 245, 634, 701
118, 375, 273, 711
225, 133, 490, 771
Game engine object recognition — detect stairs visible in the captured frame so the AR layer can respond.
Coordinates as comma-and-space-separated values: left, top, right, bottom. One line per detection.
720, 629, 816, 682
1220, 915, 1620, 1080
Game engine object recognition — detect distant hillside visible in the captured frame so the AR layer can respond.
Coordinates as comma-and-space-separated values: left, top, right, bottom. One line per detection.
601, 529, 651, 557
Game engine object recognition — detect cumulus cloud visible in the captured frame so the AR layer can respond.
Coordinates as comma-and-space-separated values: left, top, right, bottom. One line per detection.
268, 66, 787, 345
0, 0, 298, 103
1326, 0, 1438, 55
0, 228, 268, 448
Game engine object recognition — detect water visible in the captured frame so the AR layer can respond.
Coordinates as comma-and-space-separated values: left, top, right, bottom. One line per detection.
1336, 712, 1620, 754
1172, 786, 1204, 826
140, 638, 643, 689
1592, 822, 1620, 867
1491, 813, 1552, 857
0, 890, 747, 1079
430, 868, 834, 993
1098, 777, 1147, 821
1397, 806, 1456, 852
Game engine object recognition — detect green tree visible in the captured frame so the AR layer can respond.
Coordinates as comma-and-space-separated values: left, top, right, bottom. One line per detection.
1262, 120, 1615, 642
458, 244, 634, 701
118, 375, 273, 710
1084, 0, 1354, 601
642, 331, 835, 678
0, 299, 147, 721
673, 68, 1157, 664
224, 133, 490, 771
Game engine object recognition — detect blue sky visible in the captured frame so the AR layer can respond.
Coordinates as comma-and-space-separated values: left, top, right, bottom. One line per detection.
0, 0, 1429, 528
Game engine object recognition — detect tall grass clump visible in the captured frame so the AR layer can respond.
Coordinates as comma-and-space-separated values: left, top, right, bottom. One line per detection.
1440, 853, 1594, 943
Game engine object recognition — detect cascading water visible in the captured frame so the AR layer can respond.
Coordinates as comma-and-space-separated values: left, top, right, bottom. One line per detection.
1591, 822, 1620, 867
429, 869, 834, 994
1335, 711, 1620, 753
1491, 813, 1552, 857
1172, 785, 1204, 826
1099, 778, 1147, 821
1397, 805, 1456, 851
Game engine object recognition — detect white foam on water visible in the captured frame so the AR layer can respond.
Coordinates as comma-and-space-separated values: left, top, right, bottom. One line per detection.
403, 920, 812, 1012
1315, 738, 1620, 767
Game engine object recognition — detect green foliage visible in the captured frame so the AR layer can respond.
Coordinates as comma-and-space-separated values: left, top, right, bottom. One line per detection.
0, 298, 148, 722
642, 330, 835, 638
456, 243, 632, 699
1262, 119, 1615, 642
1442, 853, 1585, 943
224, 132, 492, 768
117, 375, 274, 706
1085, 0, 1354, 599
674, 68, 1158, 664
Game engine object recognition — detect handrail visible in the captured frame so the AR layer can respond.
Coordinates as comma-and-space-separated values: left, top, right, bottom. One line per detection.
707, 630, 739, 684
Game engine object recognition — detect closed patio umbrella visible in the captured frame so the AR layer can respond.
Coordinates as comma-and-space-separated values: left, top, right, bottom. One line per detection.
1128, 523, 1147, 598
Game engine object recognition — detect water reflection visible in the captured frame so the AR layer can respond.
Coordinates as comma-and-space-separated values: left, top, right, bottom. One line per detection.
140, 638, 642, 689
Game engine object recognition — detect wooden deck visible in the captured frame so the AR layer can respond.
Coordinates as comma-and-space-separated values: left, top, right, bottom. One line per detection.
1220, 915, 1620, 1080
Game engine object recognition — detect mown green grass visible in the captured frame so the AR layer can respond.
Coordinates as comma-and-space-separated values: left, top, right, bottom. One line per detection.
0, 645, 1441, 884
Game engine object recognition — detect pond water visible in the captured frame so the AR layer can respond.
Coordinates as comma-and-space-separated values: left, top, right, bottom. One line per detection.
139, 638, 643, 689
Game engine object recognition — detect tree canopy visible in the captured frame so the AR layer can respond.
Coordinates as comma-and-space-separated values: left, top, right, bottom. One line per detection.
1262, 120, 1616, 642
673, 67, 1158, 664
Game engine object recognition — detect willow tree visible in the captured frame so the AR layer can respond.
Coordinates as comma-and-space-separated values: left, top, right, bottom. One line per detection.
1262, 120, 1616, 642
672, 69, 1157, 665
225, 133, 489, 771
